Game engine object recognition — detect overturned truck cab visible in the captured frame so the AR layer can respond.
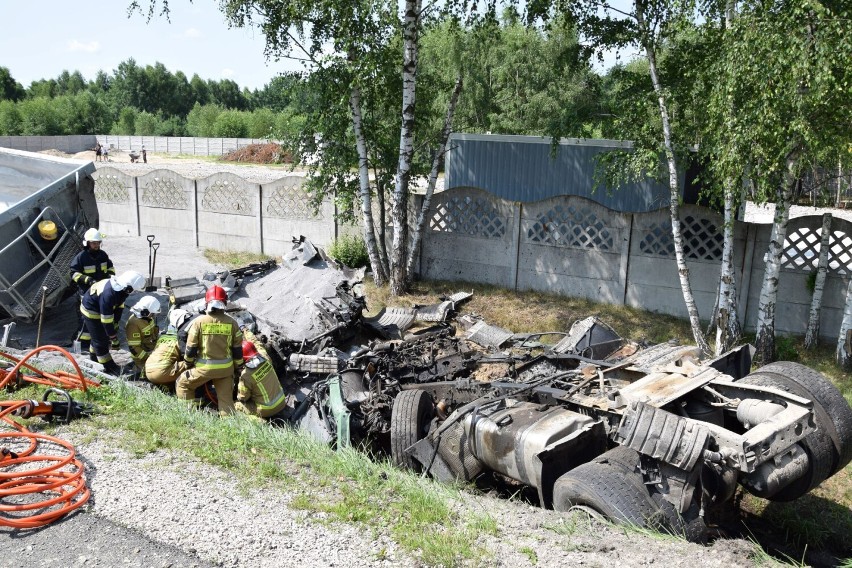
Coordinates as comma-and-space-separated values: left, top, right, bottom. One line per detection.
382, 336, 852, 540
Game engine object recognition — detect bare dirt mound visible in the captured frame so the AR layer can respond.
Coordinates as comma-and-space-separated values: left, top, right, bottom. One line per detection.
223, 142, 292, 164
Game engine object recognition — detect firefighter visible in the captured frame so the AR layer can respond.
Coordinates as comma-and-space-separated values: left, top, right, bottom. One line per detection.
235, 339, 288, 419
70, 228, 115, 351
177, 286, 243, 415
80, 270, 146, 375
145, 308, 192, 388
126, 296, 161, 379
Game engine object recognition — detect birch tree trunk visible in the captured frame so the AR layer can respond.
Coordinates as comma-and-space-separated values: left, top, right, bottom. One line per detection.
804, 212, 832, 349
406, 74, 463, 278
349, 84, 388, 285
754, 154, 798, 363
389, 0, 421, 296
715, 181, 743, 354
837, 279, 852, 369
636, 0, 710, 354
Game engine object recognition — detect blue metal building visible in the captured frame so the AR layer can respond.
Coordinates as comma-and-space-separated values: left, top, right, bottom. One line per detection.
444, 133, 684, 212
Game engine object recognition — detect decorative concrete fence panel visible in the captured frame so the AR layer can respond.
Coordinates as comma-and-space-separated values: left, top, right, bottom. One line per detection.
92, 168, 137, 237
136, 169, 196, 245
420, 187, 519, 288
517, 196, 631, 303
623, 205, 741, 319
261, 177, 334, 256
196, 173, 261, 253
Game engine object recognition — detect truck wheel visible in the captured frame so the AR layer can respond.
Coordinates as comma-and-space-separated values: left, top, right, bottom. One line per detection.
746, 361, 852, 472
738, 363, 852, 500
553, 458, 660, 529
391, 389, 434, 472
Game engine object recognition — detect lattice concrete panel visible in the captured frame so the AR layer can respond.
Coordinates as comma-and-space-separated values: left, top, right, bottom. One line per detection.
526, 205, 614, 251
639, 216, 722, 261
201, 179, 254, 215
140, 176, 188, 209
266, 182, 321, 220
429, 195, 507, 239
94, 174, 131, 203
783, 227, 852, 274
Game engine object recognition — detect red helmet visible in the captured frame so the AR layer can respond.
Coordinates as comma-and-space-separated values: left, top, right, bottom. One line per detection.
205, 285, 227, 303
242, 340, 260, 360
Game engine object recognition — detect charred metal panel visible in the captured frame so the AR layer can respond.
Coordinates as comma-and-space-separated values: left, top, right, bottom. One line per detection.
615, 401, 709, 471
619, 367, 723, 408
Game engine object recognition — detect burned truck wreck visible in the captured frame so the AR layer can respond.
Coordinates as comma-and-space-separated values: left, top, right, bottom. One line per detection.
175, 239, 852, 541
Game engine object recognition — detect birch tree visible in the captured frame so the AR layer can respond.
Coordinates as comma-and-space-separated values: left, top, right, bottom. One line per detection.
837, 280, 852, 370
804, 212, 832, 349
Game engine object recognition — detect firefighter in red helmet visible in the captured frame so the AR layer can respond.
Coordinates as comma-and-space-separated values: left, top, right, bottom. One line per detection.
235, 338, 288, 418
176, 285, 243, 415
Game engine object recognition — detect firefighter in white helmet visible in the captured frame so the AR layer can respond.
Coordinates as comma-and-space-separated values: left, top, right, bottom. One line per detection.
145, 308, 192, 388
125, 295, 161, 379
80, 270, 145, 375
70, 228, 115, 351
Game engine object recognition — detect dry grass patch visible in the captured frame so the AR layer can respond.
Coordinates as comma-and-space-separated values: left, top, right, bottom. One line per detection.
203, 249, 275, 269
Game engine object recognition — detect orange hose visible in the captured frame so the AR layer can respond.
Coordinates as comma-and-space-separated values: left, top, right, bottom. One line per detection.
1, 346, 97, 529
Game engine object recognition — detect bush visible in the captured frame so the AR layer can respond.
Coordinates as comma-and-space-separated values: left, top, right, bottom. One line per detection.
327, 234, 369, 269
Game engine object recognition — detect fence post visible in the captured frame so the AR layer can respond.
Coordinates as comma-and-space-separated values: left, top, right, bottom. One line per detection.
738, 222, 758, 331
620, 213, 635, 305
511, 202, 522, 291
134, 177, 141, 237
192, 180, 200, 247
257, 186, 264, 255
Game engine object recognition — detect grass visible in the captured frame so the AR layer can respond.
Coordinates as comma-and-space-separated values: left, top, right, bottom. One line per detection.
67, 381, 492, 567
203, 249, 275, 269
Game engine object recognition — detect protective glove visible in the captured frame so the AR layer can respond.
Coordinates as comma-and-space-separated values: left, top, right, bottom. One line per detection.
110, 336, 120, 349
84, 276, 94, 287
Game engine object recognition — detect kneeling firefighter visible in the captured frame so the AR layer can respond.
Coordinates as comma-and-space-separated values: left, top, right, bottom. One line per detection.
177, 286, 243, 415
145, 308, 192, 387
126, 296, 161, 379
235, 339, 288, 418
80, 270, 146, 375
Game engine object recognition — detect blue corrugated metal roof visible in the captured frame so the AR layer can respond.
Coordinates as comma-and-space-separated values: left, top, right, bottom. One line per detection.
445, 133, 680, 212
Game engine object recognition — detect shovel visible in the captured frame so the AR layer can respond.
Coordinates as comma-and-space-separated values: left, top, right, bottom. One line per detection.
146, 242, 160, 291
146, 235, 156, 285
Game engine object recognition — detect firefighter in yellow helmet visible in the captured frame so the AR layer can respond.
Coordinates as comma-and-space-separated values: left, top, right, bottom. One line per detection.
177, 285, 243, 415
145, 308, 192, 387
235, 338, 288, 418
125, 295, 161, 379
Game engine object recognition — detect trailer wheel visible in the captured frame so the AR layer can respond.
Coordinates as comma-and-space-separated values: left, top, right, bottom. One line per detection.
390, 390, 434, 472
739, 362, 852, 500
553, 458, 660, 529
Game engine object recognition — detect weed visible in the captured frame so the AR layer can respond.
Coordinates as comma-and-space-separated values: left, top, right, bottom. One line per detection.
203, 249, 274, 269
519, 546, 538, 563
775, 335, 800, 361
327, 234, 369, 268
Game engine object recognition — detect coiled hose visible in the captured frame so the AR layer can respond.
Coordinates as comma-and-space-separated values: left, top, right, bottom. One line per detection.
1, 345, 97, 529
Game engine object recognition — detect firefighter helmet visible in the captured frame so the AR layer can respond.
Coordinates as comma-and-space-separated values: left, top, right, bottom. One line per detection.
242, 340, 260, 361
168, 308, 191, 330
83, 228, 105, 246
113, 271, 146, 292
131, 295, 161, 317
205, 285, 228, 311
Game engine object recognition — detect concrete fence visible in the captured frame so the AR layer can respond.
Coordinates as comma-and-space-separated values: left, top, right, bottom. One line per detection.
0, 135, 276, 157
92, 168, 852, 341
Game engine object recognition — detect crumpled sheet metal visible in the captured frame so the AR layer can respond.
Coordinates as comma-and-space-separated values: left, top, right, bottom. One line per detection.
362, 307, 417, 339
552, 317, 597, 354
464, 319, 514, 348
414, 291, 473, 323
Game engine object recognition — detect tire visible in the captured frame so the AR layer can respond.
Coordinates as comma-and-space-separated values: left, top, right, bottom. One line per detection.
390, 389, 434, 472
747, 361, 852, 472
739, 362, 852, 500
553, 456, 660, 529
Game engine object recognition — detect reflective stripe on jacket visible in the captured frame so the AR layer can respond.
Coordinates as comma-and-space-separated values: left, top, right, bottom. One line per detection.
184, 312, 243, 379
237, 359, 287, 418
80, 279, 128, 338
126, 315, 159, 361
70, 249, 114, 293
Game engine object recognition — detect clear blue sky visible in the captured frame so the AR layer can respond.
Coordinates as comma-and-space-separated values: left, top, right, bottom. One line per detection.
1, 2, 304, 92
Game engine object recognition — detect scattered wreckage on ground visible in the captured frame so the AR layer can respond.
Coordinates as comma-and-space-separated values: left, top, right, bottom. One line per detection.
165, 239, 852, 540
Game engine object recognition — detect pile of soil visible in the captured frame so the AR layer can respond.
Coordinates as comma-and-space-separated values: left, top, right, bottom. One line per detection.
222, 143, 292, 164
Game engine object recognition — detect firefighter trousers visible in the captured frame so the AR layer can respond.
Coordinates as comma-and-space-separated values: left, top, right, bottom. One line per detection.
83, 317, 119, 374
176, 368, 235, 416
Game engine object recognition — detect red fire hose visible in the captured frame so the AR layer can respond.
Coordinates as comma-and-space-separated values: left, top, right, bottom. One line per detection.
1, 346, 97, 529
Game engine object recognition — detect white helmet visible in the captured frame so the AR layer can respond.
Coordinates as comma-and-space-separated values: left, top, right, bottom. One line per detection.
83, 228, 105, 246
168, 308, 191, 330
131, 295, 161, 317
112, 270, 146, 292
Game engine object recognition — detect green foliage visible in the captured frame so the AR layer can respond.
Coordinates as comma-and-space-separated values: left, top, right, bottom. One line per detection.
0, 66, 25, 102
113, 107, 137, 135
213, 109, 249, 138
806, 270, 818, 294
775, 335, 800, 362
327, 234, 370, 268
0, 100, 22, 135
186, 102, 223, 137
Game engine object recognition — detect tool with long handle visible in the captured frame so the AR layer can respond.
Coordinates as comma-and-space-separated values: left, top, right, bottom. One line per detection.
146, 242, 160, 291
35, 286, 48, 348
146, 234, 156, 285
